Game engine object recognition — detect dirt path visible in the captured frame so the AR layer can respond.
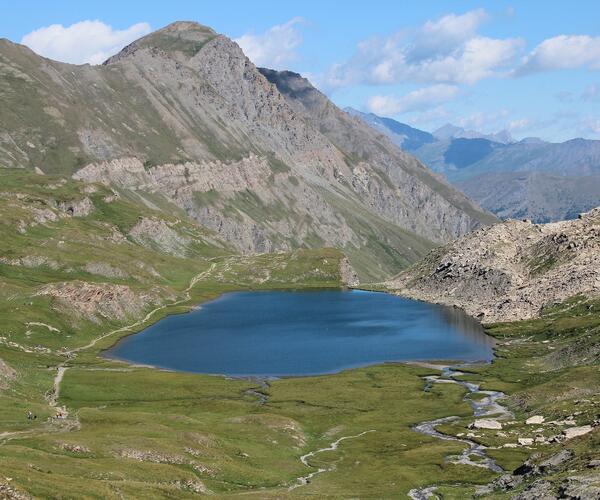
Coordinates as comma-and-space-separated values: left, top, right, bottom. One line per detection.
70, 262, 218, 355
36, 262, 220, 427
47, 366, 67, 408
0, 430, 36, 445
289, 430, 375, 490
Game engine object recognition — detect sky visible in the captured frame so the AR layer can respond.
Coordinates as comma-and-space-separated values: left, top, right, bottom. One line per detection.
3, 0, 600, 142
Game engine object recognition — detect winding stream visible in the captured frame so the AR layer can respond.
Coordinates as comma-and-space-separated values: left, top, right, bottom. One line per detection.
289, 430, 376, 490
408, 367, 512, 499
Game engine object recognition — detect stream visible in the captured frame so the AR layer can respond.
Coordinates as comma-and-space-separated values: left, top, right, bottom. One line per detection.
289, 430, 376, 491
408, 367, 512, 499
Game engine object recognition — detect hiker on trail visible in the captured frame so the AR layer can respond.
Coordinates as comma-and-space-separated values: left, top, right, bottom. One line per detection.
26, 410, 33, 420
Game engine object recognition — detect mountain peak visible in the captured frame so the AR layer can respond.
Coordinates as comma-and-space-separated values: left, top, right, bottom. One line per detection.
153, 20, 216, 36
104, 20, 217, 64
433, 123, 513, 144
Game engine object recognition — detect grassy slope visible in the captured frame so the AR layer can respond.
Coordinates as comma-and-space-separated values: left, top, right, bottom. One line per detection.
0, 170, 598, 498
4, 291, 598, 498
430, 296, 600, 498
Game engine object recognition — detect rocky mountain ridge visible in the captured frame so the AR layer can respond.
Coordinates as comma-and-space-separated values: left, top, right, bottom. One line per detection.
387, 208, 600, 323
0, 21, 495, 279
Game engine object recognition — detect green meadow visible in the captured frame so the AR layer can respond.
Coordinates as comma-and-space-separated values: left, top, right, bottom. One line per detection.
0, 170, 598, 498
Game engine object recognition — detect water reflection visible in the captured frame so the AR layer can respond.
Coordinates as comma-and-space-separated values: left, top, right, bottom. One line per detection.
435, 304, 495, 349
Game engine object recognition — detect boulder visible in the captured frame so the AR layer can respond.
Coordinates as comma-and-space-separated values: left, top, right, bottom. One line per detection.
526, 415, 545, 425
540, 449, 574, 469
518, 437, 534, 446
471, 419, 502, 430
562, 425, 593, 440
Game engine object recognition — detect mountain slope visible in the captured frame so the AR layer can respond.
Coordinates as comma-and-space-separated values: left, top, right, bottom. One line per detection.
350, 111, 600, 223
0, 22, 495, 280
387, 208, 600, 323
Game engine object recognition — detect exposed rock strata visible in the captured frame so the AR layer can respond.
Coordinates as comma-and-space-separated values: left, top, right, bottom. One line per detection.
128, 217, 192, 258
36, 281, 171, 323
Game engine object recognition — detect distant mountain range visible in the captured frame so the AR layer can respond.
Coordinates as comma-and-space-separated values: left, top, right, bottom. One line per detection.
347, 108, 600, 222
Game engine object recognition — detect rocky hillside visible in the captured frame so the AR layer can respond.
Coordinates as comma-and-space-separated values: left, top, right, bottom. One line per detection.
0, 21, 495, 280
387, 208, 600, 323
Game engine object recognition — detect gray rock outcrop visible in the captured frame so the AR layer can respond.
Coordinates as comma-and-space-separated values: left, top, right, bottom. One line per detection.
388, 208, 600, 323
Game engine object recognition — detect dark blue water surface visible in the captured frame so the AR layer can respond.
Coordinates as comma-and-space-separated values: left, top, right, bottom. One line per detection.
106, 290, 494, 377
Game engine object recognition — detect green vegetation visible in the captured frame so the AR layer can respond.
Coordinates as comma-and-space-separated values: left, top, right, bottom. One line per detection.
0, 169, 598, 498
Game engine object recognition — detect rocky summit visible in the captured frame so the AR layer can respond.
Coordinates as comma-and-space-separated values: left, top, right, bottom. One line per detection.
387, 208, 600, 323
0, 21, 495, 280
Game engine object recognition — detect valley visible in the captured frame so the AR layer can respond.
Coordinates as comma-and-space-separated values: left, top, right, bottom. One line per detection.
0, 168, 598, 498
0, 17, 598, 500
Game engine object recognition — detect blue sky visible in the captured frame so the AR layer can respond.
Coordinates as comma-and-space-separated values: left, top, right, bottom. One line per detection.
3, 0, 600, 141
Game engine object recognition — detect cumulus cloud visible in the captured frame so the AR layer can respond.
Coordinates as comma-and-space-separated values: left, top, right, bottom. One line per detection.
234, 18, 304, 69
324, 10, 523, 88
516, 35, 600, 75
367, 84, 460, 115
21, 20, 151, 65
570, 115, 600, 138
408, 9, 487, 62
455, 110, 510, 130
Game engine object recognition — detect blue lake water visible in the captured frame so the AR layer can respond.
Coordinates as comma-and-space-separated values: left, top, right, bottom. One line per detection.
105, 290, 494, 377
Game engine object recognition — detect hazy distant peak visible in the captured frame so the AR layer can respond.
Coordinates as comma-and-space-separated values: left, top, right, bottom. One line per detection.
519, 137, 547, 144
433, 123, 513, 144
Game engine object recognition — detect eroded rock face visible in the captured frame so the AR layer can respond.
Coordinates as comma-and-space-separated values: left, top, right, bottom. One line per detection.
0, 357, 17, 390
36, 281, 171, 323
339, 258, 360, 287
0, 255, 60, 270
128, 217, 192, 258
55, 197, 94, 217
388, 208, 600, 323
83, 262, 129, 279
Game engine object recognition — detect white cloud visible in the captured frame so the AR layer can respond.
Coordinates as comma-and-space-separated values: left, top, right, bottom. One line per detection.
507, 118, 530, 131
21, 20, 151, 65
516, 35, 600, 75
409, 106, 451, 126
576, 116, 600, 137
234, 18, 304, 69
367, 84, 460, 115
456, 110, 509, 131
408, 9, 487, 62
323, 10, 523, 88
